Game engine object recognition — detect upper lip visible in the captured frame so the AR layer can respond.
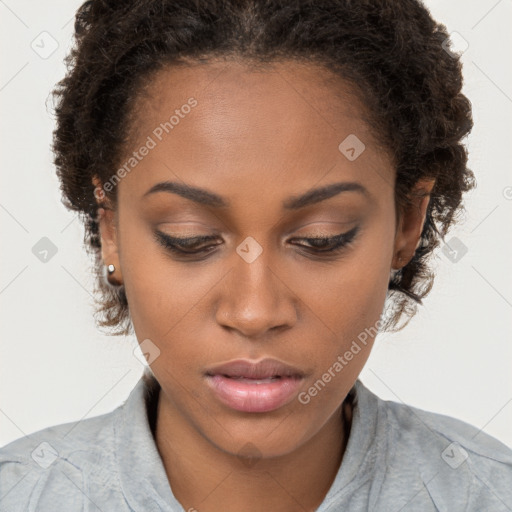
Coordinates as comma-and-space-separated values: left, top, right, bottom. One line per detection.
205, 358, 305, 379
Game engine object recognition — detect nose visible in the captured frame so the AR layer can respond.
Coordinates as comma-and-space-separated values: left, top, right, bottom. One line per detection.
215, 247, 298, 339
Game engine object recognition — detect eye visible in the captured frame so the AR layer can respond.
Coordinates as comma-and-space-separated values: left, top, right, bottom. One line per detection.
154, 225, 360, 259
288, 225, 359, 255
154, 231, 222, 256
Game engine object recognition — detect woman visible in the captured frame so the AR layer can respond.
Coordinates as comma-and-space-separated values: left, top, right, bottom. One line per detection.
1, 0, 511, 510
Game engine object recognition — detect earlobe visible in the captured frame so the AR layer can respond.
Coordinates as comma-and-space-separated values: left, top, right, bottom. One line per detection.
97, 206, 123, 285
93, 176, 123, 285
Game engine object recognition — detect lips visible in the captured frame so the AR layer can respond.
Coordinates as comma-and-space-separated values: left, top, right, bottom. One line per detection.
205, 358, 305, 379
204, 358, 306, 413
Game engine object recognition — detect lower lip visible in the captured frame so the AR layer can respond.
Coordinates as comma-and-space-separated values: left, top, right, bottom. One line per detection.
205, 375, 304, 413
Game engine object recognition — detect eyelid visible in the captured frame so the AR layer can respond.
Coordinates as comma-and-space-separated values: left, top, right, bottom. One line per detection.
287, 221, 359, 239
289, 225, 359, 249
154, 225, 360, 260
155, 227, 357, 245
154, 231, 219, 246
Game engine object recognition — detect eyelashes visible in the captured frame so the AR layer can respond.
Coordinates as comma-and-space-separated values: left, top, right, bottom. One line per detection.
154, 232, 222, 256
288, 226, 359, 254
154, 226, 359, 259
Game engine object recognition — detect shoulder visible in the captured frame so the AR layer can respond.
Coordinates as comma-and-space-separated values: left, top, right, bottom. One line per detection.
358, 381, 512, 510
382, 391, 512, 467
0, 407, 123, 511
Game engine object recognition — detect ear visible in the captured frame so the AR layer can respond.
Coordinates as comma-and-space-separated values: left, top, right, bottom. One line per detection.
92, 176, 122, 285
392, 178, 435, 270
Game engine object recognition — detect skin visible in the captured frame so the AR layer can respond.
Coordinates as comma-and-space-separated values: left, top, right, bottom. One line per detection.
94, 60, 434, 511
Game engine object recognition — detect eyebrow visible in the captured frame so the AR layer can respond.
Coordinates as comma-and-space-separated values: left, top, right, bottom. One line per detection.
143, 180, 368, 209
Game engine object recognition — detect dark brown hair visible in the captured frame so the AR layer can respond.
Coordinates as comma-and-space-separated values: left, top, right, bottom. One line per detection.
51, 0, 476, 335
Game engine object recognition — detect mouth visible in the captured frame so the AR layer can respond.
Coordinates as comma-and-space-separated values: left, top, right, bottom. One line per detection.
204, 358, 305, 413
216, 375, 284, 382
205, 358, 305, 380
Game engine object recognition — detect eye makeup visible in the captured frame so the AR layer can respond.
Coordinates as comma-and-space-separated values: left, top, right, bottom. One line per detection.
153, 225, 360, 260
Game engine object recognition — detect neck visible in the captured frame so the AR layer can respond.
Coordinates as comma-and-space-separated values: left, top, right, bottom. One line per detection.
153, 385, 353, 512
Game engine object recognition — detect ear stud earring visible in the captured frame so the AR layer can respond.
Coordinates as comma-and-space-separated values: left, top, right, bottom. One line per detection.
106, 263, 122, 286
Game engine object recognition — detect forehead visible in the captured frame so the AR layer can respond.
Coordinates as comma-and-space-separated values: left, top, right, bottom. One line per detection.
120, 59, 394, 200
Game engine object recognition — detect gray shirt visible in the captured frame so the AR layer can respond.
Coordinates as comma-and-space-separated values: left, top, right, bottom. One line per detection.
1, 371, 511, 511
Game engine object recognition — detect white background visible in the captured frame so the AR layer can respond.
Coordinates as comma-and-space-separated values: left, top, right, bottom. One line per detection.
1, 0, 511, 449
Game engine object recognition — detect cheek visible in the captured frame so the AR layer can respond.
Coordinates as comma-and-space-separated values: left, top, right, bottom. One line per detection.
117, 212, 225, 371
286, 219, 394, 333
116, 210, 177, 336
289, 221, 394, 381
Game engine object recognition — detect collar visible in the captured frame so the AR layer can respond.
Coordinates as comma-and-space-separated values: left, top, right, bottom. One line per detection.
316, 377, 381, 510
115, 369, 184, 512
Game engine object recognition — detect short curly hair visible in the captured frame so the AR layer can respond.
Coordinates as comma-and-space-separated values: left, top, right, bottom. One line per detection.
51, 0, 476, 336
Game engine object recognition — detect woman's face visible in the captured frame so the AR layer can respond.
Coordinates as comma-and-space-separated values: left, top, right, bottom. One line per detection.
98, 60, 429, 458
